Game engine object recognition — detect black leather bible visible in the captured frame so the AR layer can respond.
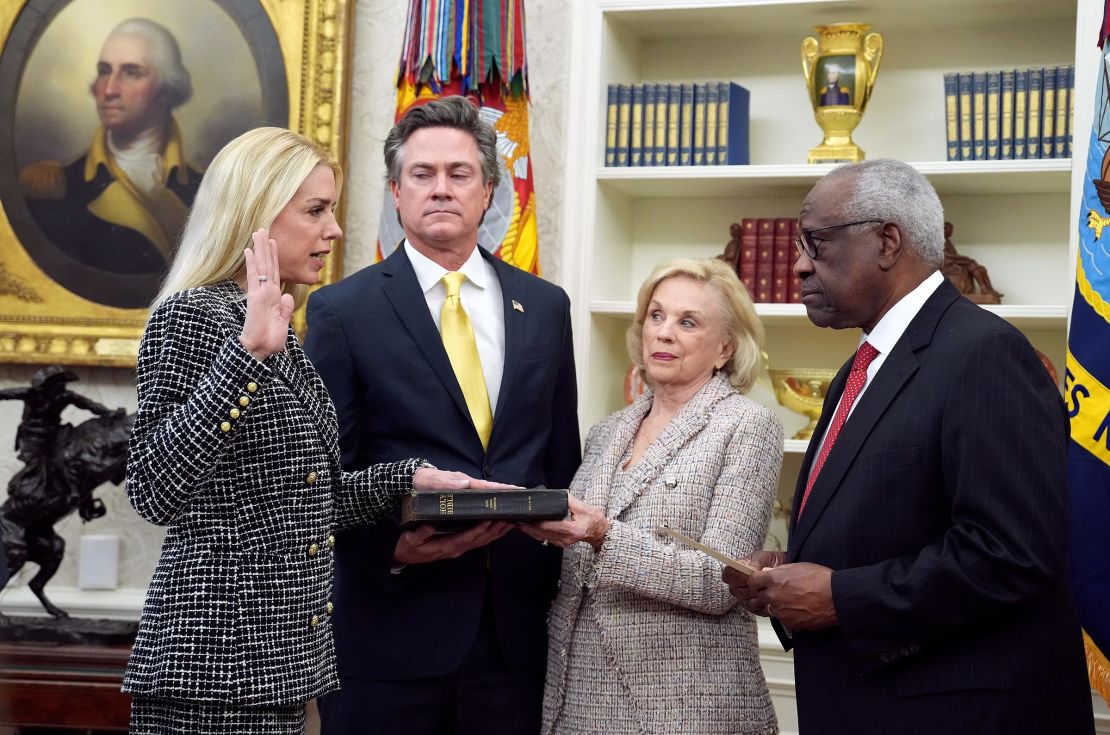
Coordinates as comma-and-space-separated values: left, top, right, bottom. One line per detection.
400, 489, 569, 529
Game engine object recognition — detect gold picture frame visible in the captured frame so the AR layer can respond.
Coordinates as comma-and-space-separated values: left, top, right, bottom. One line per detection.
0, 0, 352, 366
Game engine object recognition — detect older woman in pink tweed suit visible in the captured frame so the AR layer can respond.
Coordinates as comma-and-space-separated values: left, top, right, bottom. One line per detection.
523, 258, 783, 735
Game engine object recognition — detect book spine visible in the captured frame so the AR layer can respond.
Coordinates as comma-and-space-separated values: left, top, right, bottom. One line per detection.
755, 218, 774, 303
705, 82, 719, 165
985, 71, 1000, 160
789, 220, 802, 303
771, 218, 791, 304
401, 491, 568, 525
693, 83, 707, 166
1027, 67, 1042, 159
630, 83, 644, 167
1041, 66, 1056, 159
724, 82, 751, 165
1067, 64, 1075, 158
958, 73, 973, 161
653, 85, 667, 166
666, 84, 681, 166
1055, 65, 1069, 158
1000, 70, 1014, 160
642, 83, 656, 167
717, 81, 729, 164
739, 218, 757, 298
616, 84, 631, 166
605, 84, 618, 166
943, 72, 960, 161
972, 72, 986, 161
1014, 68, 1028, 159
679, 83, 694, 165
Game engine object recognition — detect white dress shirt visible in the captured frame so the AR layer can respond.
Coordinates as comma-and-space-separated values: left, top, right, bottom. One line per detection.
810, 270, 945, 460
404, 241, 506, 414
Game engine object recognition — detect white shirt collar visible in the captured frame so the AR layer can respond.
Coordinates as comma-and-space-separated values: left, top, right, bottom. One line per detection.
404, 240, 490, 294
862, 270, 945, 355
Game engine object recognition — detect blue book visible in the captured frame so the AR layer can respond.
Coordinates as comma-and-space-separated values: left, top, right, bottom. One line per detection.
616, 84, 631, 166
1041, 67, 1056, 159
1027, 67, 1043, 158
943, 73, 960, 161
716, 81, 751, 165
643, 83, 656, 167
605, 84, 618, 166
971, 72, 986, 160
693, 83, 707, 165
705, 82, 719, 165
1054, 66, 1069, 158
630, 83, 645, 167
666, 83, 681, 166
1014, 69, 1028, 159
958, 73, 973, 161
1066, 64, 1075, 158
679, 83, 695, 165
986, 71, 1000, 160
1000, 70, 1015, 159
653, 83, 667, 165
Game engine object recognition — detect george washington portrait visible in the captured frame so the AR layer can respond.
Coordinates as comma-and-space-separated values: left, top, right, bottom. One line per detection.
0, 0, 289, 309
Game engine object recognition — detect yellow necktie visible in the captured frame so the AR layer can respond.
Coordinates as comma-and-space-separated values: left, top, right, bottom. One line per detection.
440, 272, 492, 448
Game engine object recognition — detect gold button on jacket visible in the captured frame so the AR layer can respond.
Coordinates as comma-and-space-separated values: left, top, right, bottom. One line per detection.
239, 396, 250, 407
308, 543, 319, 557
246, 381, 259, 393
219, 421, 231, 433
306, 471, 318, 485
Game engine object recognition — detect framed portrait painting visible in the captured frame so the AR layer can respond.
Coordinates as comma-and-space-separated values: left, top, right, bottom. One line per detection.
0, 0, 352, 365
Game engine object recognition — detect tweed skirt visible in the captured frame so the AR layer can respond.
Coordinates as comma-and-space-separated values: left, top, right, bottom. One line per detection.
130, 696, 306, 734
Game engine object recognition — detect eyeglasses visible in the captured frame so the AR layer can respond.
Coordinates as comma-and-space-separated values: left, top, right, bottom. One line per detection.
793, 219, 883, 260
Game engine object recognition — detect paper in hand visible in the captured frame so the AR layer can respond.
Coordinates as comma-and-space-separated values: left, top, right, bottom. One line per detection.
657, 525, 759, 576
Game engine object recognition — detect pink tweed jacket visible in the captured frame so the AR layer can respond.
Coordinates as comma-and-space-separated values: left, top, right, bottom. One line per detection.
542, 372, 783, 735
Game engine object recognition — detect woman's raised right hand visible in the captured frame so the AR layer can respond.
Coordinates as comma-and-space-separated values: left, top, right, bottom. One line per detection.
239, 229, 294, 362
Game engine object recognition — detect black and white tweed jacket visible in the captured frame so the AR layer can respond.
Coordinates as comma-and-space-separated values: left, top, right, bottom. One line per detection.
122, 281, 419, 707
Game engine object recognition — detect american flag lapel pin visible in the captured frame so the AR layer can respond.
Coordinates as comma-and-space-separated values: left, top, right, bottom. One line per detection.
512, 300, 525, 313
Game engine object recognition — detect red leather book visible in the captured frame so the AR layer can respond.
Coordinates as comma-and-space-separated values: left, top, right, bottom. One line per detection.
772, 218, 791, 303
755, 218, 774, 302
739, 218, 757, 298
789, 219, 803, 303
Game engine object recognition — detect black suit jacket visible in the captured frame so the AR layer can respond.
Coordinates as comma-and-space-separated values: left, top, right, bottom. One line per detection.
782, 279, 1093, 734
304, 246, 580, 680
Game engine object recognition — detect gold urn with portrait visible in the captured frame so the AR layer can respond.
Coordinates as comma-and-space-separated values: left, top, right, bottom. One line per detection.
801, 22, 884, 164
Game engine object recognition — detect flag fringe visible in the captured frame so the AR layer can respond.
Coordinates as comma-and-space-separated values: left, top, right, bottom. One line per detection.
1086, 631, 1110, 706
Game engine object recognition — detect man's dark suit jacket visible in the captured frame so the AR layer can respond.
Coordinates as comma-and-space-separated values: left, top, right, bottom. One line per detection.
782, 279, 1094, 734
304, 246, 580, 681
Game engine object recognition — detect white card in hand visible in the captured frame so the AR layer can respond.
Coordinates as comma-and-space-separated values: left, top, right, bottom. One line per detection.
657, 525, 759, 576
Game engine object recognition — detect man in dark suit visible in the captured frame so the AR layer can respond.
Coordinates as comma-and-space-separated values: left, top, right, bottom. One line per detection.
304, 96, 580, 735
724, 159, 1094, 733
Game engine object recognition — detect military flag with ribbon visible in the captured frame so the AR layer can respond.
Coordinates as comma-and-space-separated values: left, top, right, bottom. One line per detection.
377, 0, 540, 275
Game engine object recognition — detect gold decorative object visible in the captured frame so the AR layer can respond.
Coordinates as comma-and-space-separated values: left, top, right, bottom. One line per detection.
769, 368, 838, 440
801, 23, 884, 164
0, 0, 352, 366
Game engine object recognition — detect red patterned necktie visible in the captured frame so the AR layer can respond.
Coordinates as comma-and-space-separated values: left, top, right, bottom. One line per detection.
798, 341, 881, 518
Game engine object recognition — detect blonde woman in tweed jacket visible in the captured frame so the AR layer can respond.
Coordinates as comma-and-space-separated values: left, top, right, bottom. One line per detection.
524, 258, 783, 735
123, 128, 498, 734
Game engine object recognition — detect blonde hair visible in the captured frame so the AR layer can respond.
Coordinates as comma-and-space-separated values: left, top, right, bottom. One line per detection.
626, 258, 764, 393
152, 127, 342, 311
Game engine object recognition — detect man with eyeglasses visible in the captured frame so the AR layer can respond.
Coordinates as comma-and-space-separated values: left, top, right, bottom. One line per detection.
724, 159, 1093, 733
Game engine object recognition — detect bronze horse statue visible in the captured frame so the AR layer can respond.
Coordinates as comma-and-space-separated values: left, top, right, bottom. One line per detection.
0, 367, 133, 618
